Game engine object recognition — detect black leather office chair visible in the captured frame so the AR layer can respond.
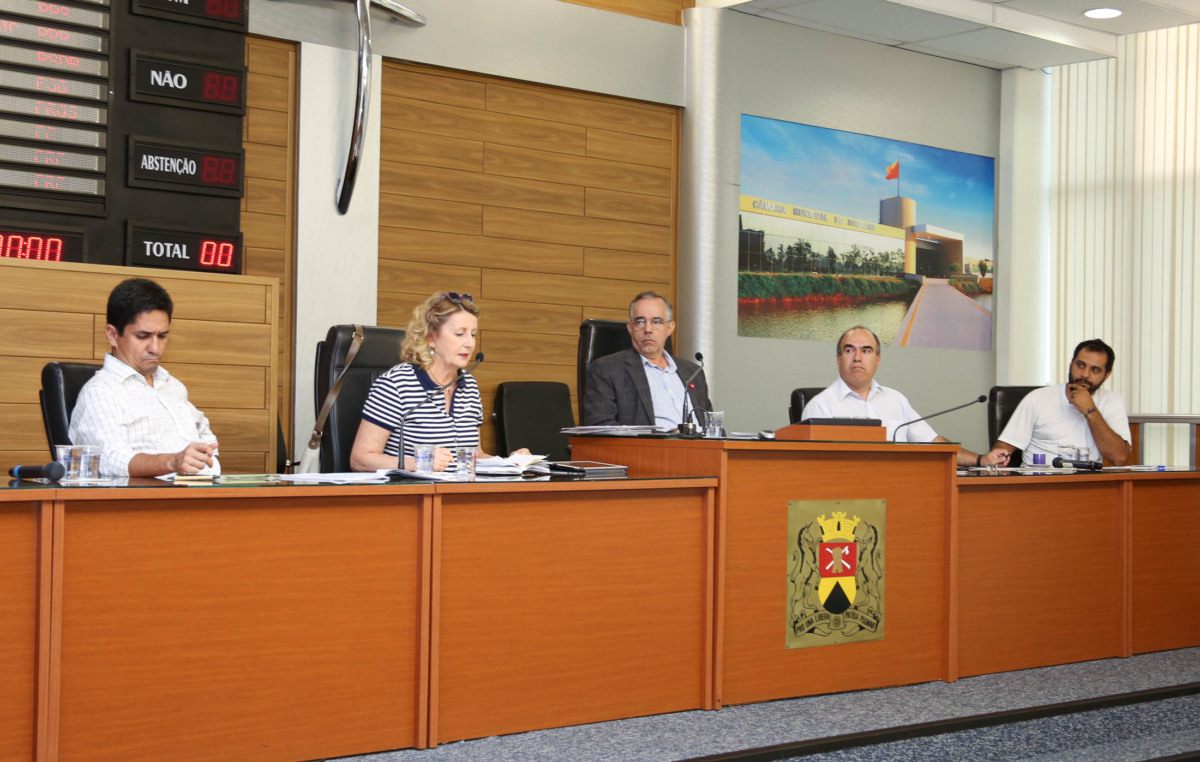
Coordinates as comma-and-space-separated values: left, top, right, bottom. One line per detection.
988, 385, 1041, 465
39, 361, 102, 456
788, 387, 829, 424
494, 381, 574, 461
313, 325, 405, 473
577, 319, 672, 421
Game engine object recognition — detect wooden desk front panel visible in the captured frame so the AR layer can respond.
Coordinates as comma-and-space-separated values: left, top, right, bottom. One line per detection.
720, 450, 950, 706
436, 487, 712, 743
0, 498, 43, 762
56, 495, 427, 762
957, 482, 1124, 677
1132, 479, 1200, 654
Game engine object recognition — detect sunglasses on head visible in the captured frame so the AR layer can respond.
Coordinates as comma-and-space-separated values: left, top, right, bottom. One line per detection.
431, 292, 473, 308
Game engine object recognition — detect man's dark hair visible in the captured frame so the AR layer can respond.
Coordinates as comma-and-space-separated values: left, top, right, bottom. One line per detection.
107, 278, 173, 335
836, 325, 881, 356
1072, 338, 1115, 373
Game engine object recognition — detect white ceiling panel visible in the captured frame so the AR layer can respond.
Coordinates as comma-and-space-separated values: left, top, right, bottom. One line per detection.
1004, 0, 1200, 34
901, 25, 1112, 66
758, 8, 906, 43
768, 0, 987, 43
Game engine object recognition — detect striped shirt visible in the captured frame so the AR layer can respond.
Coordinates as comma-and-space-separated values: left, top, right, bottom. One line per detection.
67, 353, 220, 477
640, 352, 697, 429
361, 363, 483, 459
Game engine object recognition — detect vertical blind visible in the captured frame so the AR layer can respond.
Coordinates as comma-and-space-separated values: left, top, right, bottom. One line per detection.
1051, 24, 1199, 465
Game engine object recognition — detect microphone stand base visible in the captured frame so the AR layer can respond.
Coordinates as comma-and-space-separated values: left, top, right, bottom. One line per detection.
676, 423, 703, 438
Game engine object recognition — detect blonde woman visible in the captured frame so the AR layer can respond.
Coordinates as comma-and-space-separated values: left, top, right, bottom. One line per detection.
350, 292, 527, 472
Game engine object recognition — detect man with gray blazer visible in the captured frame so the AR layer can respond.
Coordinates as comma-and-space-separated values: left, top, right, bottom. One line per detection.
582, 291, 713, 427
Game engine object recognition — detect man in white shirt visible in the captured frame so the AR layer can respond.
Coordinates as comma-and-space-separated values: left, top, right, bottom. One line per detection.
803, 326, 1003, 467
984, 339, 1131, 467
68, 278, 220, 477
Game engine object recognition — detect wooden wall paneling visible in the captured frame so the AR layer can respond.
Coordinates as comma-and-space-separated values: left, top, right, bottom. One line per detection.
381, 129, 485, 172
382, 96, 588, 156
0, 272, 268, 324
243, 35, 298, 456
379, 60, 678, 447
378, 229, 584, 276
380, 194, 484, 235
484, 144, 672, 197
586, 128, 673, 169
557, 0, 688, 25
380, 162, 585, 216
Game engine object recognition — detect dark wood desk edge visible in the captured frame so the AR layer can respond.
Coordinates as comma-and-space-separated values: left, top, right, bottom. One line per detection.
957, 471, 1200, 488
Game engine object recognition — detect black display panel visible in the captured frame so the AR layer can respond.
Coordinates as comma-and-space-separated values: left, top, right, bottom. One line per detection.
0, 16, 108, 52
130, 0, 245, 32
0, 0, 109, 30
127, 135, 242, 197
0, 43, 107, 76
0, 220, 86, 260
126, 220, 240, 273
130, 49, 243, 114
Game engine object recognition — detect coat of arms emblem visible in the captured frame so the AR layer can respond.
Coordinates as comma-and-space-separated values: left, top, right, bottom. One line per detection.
787, 500, 886, 648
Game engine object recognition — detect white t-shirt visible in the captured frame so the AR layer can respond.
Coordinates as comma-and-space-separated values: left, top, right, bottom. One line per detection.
801, 377, 939, 443
997, 384, 1131, 466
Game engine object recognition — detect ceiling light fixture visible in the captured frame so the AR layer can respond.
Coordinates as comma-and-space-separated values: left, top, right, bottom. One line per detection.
1084, 7, 1123, 19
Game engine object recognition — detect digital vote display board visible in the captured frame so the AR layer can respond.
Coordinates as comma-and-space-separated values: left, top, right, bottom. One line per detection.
0, 0, 245, 273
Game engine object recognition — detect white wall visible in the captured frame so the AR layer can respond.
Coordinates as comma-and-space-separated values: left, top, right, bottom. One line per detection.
679, 7, 1002, 451
249, 0, 685, 106
293, 43, 381, 455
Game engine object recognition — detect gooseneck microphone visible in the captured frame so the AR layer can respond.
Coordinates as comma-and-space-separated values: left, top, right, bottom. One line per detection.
9, 462, 66, 481
1052, 457, 1102, 471
679, 352, 705, 437
892, 395, 987, 443
396, 353, 484, 470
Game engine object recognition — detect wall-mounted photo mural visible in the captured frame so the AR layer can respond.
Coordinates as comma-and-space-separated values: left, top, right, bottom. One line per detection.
738, 115, 996, 352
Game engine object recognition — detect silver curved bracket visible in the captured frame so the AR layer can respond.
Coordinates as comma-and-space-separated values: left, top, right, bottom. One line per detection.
335, 0, 372, 215
372, 0, 425, 24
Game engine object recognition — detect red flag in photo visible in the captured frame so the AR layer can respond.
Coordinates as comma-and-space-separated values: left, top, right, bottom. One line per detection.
885, 161, 900, 180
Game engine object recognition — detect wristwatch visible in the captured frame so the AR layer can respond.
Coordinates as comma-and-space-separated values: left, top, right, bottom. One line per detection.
975, 454, 982, 467
1085, 407, 1097, 417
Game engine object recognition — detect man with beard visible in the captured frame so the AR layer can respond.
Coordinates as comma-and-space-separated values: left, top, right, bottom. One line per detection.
984, 339, 1131, 466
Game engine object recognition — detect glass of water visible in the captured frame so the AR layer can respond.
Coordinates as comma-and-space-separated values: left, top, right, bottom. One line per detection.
453, 447, 477, 481
55, 444, 102, 480
413, 444, 436, 474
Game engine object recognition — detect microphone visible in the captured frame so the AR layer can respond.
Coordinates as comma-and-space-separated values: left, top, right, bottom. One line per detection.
9, 462, 66, 481
679, 352, 705, 437
396, 353, 484, 470
1052, 457, 1101, 471
892, 394, 987, 443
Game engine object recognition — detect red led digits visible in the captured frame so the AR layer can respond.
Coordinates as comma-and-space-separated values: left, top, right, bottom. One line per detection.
204, 0, 242, 21
199, 240, 235, 269
0, 233, 64, 261
200, 155, 238, 186
202, 72, 240, 103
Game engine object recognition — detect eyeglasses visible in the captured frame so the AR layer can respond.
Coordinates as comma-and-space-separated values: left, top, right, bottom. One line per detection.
431, 292, 473, 308
631, 317, 668, 329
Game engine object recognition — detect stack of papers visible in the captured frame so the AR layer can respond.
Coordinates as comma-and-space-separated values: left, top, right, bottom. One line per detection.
475, 454, 546, 476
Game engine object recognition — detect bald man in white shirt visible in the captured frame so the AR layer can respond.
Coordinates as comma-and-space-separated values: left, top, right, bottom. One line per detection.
802, 326, 1005, 468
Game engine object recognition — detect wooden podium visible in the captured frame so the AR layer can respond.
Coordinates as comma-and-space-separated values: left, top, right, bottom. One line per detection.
774, 423, 887, 441
569, 436, 959, 707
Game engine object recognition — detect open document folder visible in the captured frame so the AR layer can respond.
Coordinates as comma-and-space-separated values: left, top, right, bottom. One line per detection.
560, 425, 666, 436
